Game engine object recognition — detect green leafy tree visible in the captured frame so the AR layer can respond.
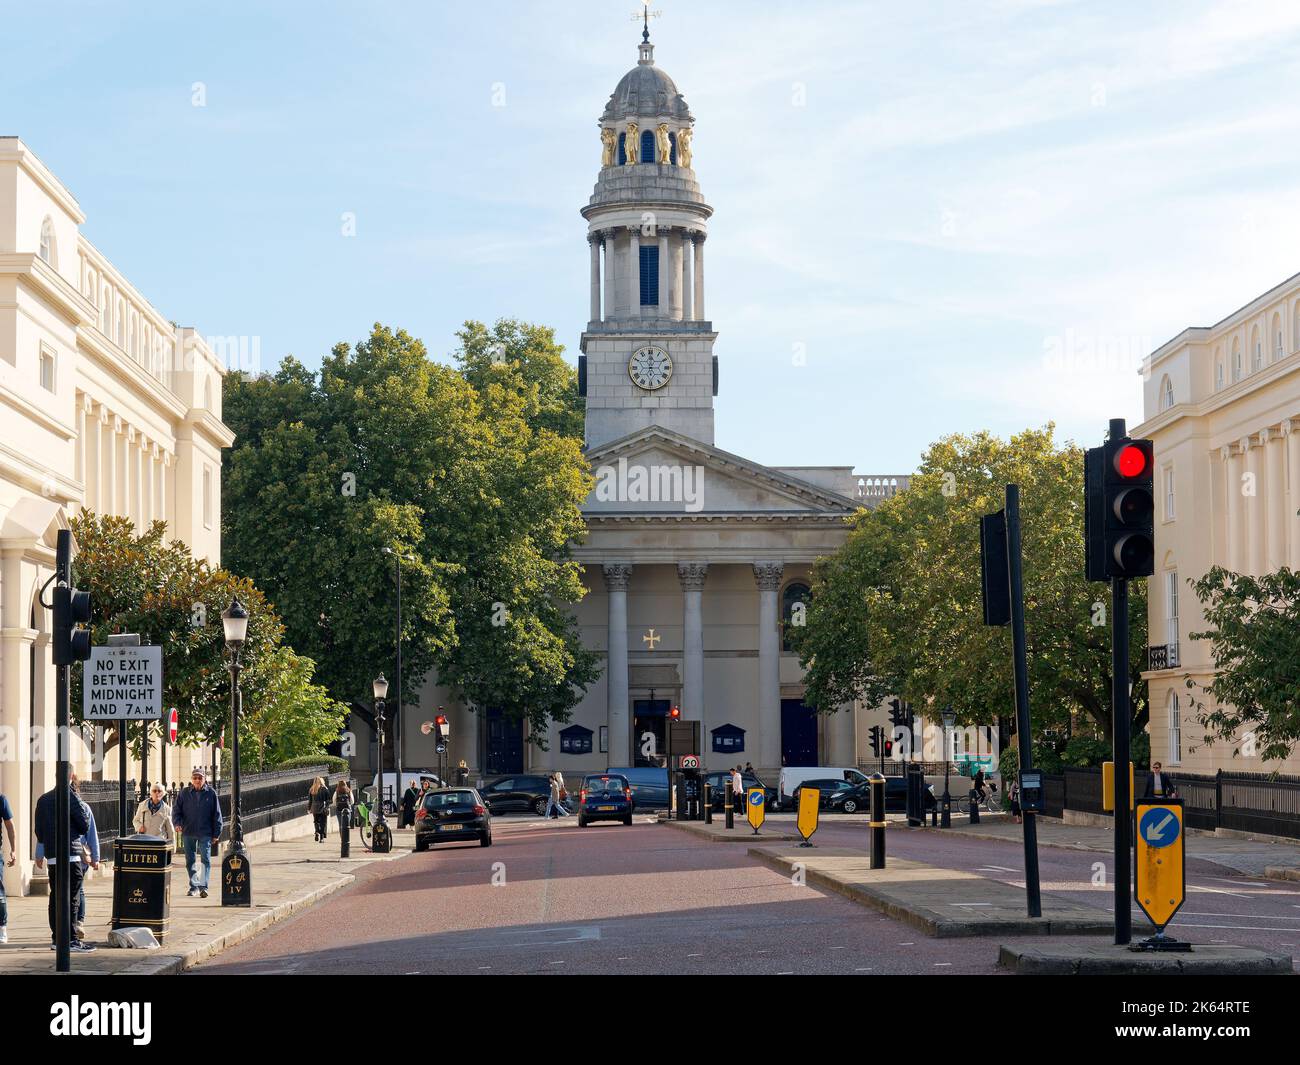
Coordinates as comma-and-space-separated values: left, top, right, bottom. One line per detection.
791, 426, 1148, 741
223, 322, 599, 741
1186, 567, 1300, 763
240, 645, 349, 771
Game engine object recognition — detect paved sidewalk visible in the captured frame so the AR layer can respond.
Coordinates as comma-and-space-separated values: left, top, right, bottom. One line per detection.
912, 816, 1300, 878
0, 826, 411, 975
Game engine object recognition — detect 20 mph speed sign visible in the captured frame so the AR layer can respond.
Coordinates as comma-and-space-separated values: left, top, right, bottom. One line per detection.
84, 645, 163, 720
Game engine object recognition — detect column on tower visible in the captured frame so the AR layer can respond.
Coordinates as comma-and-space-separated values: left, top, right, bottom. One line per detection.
588, 233, 602, 322
1246, 435, 1265, 575
1223, 445, 1241, 572
658, 227, 671, 318
602, 230, 617, 320
604, 562, 633, 766
692, 234, 705, 320
680, 231, 694, 321
627, 227, 641, 319
753, 561, 783, 772
668, 231, 684, 320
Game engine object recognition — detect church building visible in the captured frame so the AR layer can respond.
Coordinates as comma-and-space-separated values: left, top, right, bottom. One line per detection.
414, 27, 908, 781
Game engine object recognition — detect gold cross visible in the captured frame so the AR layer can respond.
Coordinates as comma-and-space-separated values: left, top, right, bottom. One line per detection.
642, 628, 661, 650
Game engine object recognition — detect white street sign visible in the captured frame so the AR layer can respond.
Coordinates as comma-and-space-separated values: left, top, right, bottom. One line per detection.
84, 645, 163, 720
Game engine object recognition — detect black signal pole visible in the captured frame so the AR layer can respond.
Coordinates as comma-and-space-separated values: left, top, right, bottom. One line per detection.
52, 530, 73, 973
1110, 416, 1133, 945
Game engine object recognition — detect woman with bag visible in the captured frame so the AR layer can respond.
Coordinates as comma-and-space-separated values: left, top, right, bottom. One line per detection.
308, 777, 331, 842
332, 780, 353, 838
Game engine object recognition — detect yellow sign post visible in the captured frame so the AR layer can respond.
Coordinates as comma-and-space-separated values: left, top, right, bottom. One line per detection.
796, 786, 820, 847
1102, 760, 1135, 812
746, 787, 765, 835
1134, 799, 1185, 934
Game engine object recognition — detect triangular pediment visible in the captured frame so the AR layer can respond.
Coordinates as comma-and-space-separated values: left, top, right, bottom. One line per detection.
582, 426, 858, 517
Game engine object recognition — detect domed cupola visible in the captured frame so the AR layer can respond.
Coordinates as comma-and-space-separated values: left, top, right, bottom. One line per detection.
600, 37, 693, 124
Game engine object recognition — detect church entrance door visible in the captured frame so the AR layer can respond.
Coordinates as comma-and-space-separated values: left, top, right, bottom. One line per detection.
485, 707, 523, 775
632, 699, 670, 767
781, 699, 818, 767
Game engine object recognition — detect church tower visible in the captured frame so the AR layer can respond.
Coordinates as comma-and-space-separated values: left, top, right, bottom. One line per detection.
579, 23, 716, 450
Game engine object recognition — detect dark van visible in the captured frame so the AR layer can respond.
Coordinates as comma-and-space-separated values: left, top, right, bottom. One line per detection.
605, 766, 669, 809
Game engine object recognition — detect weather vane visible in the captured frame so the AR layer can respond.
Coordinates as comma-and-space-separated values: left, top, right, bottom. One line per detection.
631, 2, 663, 41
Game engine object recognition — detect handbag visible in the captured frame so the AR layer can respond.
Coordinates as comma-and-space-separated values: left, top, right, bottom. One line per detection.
559, 787, 568, 801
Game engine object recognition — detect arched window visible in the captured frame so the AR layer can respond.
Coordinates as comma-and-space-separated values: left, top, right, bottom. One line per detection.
1214, 347, 1224, 390
203, 377, 212, 410
1231, 339, 1242, 382
640, 128, 655, 164
1251, 325, 1262, 371
782, 581, 811, 653
101, 286, 110, 332
39, 217, 54, 265
1160, 375, 1174, 411
617, 132, 626, 166
1167, 690, 1181, 765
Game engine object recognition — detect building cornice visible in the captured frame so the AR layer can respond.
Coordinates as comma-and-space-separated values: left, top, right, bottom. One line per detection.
0, 253, 97, 326
0, 138, 84, 223
77, 326, 188, 421
182, 407, 237, 449
1134, 353, 1300, 441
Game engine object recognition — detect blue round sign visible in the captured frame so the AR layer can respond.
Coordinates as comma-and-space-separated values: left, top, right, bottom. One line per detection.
1138, 807, 1180, 849
749, 791, 764, 806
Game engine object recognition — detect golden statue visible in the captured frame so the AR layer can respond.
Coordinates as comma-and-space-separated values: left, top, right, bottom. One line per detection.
625, 122, 639, 164
677, 127, 693, 168
600, 126, 616, 167
655, 123, 672, 164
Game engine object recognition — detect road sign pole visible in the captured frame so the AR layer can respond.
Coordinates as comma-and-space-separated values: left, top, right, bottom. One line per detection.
1113, 572, 1132, 945
104, 633, 143, 836
1005, 485, 1041, 919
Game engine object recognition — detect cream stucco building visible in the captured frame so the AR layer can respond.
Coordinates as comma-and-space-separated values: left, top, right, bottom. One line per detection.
408, 31, 911, 783
0, 137, 233, 889
1136, 270, 1300, 776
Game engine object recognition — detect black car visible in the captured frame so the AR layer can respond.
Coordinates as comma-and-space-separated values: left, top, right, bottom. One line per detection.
826, 778, 938, 814
794, 778, 858, 810
704, 771, 779, 812
577, 773, 634, 827
478, 774, 554, 817
413, 788, 492, 850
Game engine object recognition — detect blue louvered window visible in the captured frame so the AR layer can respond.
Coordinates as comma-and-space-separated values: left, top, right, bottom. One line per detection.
617, 132, 626, 166
640, 129, 655, 164
639, 245, 659, 305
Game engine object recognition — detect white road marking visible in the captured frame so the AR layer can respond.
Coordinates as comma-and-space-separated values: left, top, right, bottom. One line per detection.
979, 865, 1017, 872
1180, 911, 1300, 921
686, 953, 703, 958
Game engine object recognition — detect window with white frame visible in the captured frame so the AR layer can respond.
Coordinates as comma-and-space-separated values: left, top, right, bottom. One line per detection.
1164, 466, 1174, 520
1160, 376, 1174, 411
1232, 344, 1242, 382
39, 344, 56, 392
202, 466, 213, 528
1215, 360, 1224, 390
39, 217, 54, 265
1276, 324, 1285, 361
1253, 332, 1263, 371
1165, 569, 1179, 648
1168, 690, 1181, 765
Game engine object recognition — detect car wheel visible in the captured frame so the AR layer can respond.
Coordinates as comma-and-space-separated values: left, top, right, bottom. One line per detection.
578, 816, 588, 828
622, 814, 632, 826
533, 798, 548, 817
414, 836, 427, 853
480, 833, 492, 847
842, 799, 858, 814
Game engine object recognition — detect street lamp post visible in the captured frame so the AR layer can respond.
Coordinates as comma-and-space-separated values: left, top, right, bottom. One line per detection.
221, 597, 251, 906
940, 707, 956, 829
371, 673, 392, 853
382, 548, 416, 806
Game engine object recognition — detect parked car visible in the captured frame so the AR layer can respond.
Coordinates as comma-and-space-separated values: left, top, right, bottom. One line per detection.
413, 788, 492, 850
605, 766, 670, 809
791, 778, 857, 810
826, 778, 938, 815
577, 773, 634, 827
704, 771, 778, 811
478, 774, 554, 816
778, 766, 870, 807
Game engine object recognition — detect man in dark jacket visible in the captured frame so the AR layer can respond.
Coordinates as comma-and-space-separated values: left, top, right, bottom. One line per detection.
172, 767, 223, 898
1144, 762, 1177, 799
33, 780, 95, 952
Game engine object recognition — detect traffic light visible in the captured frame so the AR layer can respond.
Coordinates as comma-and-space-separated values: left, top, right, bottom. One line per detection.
883, 738, 893, 758
668, 705, 681, 721
868, 724, 882, 756
1086, 433, 1155, 580
887, 699, 906, 728
52, 583, 92, 666
434, 711, 448, 754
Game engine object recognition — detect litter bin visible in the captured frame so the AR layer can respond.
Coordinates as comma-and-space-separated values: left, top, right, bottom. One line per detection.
112, 833, 172, 942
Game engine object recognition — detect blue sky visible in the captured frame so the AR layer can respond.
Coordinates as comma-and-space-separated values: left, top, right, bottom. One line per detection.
7, 0, 1300, 473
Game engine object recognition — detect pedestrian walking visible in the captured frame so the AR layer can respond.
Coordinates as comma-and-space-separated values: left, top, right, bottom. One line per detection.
400, 779, 418, 828
71, 776, 99, 939
134, 782, 173, 840
732, 765, 744, 800
554, 770, 570, 815
308, 777, 331, 842
33, 777, 95, 952
1144, 762, 1177, 798
545, 774, 565, 819
333, 780, 354, 836
172, 767, 223, 898
1009, 780, 1022, 824
0, 792, 15, 944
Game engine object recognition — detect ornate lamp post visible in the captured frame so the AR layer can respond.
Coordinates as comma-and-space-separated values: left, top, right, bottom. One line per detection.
382, 548, 416, 797
371, 673, 392, 853
221, 596, 251, 905
940, 707, 956, 829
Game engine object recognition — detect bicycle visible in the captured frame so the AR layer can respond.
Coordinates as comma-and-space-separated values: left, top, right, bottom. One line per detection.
966, 783, 1000, 814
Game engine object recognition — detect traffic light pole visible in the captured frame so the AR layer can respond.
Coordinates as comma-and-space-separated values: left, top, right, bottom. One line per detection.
53, 530, 73, 974
1112, 573, 1132, 944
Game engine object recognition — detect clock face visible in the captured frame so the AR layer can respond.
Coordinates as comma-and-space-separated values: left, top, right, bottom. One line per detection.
628, 346, 673, 390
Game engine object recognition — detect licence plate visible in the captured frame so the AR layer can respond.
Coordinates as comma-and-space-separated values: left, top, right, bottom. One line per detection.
597, 805, 616, 811
437, 823, 465, 832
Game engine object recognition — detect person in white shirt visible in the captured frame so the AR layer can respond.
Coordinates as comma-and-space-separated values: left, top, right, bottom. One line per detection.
731, 766, 744, 799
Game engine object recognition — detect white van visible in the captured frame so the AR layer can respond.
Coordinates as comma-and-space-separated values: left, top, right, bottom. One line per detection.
779, 766, 870, 805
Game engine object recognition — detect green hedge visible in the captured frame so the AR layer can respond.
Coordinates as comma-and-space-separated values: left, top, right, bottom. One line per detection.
272, 754, 350, 774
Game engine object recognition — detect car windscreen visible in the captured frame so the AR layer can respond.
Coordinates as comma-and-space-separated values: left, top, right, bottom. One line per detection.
424, 791, 476, 809
584, 776, 627, 791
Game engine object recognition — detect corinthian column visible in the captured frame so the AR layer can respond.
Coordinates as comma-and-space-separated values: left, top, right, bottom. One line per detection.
692, 234, 705, 320
677, 562, 708, 746
1265, 426, 1287, 571
1286, 420, 1300, 570
603, 563, 633, 766
602, 231, 617, 320
588, 233, 601, 322
753, 561, 783, 773
628, 228, 641, 319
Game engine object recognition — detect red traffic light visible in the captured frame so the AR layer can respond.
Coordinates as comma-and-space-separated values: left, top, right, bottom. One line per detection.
883, 740, 893, 756
1114, 443, 1148, 478
669, 706, 680, 719
434, 714, 447, 726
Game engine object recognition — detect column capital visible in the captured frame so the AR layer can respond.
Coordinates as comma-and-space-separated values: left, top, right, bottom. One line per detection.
1281, 418, 1294, 436
1220, 445, 1233, 462
752, 561, 784, 590
677, 561, 709, 590
602, 562, 633, 591
588, 231, 601, 245
691, 231, 707, 245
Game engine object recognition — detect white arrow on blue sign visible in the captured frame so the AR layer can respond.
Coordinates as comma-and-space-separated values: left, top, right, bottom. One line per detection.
1139, 807, 1180, 848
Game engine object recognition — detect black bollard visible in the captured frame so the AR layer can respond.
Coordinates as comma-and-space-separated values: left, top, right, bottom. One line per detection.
339, 815, 350, 858
969, 791, 980, 825
704, 783, 713, 824
724, 781, 734, 829
869, 773, 886, 869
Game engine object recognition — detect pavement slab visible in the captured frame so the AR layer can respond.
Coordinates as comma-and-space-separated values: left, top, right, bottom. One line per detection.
998, 942, 1292, 975
748, 844, 1137, 938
